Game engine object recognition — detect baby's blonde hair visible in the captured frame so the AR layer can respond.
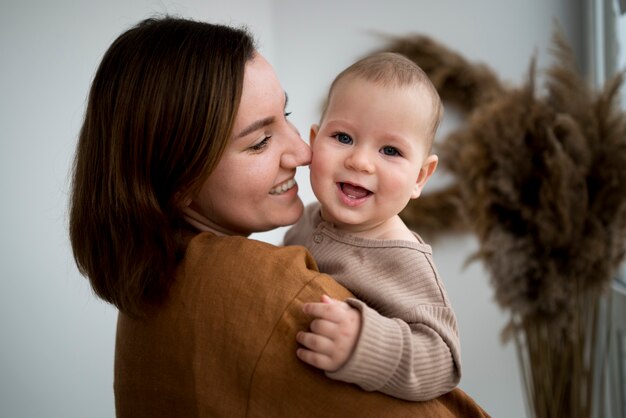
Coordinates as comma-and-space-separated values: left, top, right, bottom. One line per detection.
322, 52, 443, 150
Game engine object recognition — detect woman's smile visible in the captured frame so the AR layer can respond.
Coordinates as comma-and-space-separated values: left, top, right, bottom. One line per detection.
269, 178, 297, 195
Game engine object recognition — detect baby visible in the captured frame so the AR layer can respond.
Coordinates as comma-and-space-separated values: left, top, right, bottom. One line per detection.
285, 52, 461, 401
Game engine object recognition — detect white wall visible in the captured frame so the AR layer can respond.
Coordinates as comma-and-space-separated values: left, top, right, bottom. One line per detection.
0, 1, 583, 417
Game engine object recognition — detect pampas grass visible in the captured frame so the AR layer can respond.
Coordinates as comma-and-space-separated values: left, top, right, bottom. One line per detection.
381, 30, 626, 418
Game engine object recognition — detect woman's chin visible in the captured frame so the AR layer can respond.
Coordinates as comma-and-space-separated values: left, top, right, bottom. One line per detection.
280, 201, 305, 227
252, 204, 304, 233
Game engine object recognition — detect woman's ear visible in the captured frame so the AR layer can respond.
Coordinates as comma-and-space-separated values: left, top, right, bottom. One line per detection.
309, 124, 320, 147
411, 154, 438, 199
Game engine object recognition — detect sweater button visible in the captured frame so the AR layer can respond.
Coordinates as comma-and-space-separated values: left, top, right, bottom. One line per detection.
313, 233, 323, 244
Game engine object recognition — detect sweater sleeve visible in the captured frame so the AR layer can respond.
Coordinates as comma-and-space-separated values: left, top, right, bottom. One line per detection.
326, 297, 461, 402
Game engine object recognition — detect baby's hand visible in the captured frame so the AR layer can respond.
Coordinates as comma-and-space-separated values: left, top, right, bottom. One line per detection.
296, 295, 361, 372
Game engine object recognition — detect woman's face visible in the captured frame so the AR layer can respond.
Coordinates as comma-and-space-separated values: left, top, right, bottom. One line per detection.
191, 53, 311, 235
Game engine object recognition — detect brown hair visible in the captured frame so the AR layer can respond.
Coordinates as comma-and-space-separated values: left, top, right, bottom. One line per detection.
323, 52, 443, 149
69, 16, 255, 316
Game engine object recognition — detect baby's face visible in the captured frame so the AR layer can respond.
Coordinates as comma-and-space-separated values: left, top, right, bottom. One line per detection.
309, 77, 437, 232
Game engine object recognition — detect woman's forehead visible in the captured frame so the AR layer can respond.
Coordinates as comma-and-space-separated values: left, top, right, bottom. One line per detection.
232, 53, 286, 137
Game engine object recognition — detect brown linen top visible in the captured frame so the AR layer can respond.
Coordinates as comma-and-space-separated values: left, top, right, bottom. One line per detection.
284, 202, 461, 401
114, 232, 488, 417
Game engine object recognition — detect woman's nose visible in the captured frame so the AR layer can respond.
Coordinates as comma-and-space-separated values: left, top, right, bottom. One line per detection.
345, 147, 375, 173
281, 127, 311, 168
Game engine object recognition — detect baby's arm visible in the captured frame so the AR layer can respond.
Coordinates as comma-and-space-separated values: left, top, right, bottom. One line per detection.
328, 299, 461, 401
296, 294, 361, 371
296, 294, 460, 401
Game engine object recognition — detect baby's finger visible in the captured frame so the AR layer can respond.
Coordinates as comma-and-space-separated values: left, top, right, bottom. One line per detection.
321, 294, 335, 304
296, 331, 334, 355
309, 318, 339, 338
296, 347, 336, 371
302, 301, 347, 323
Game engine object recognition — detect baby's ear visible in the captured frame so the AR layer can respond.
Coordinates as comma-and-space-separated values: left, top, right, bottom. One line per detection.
309, 124, 320, 146
411, 155, 438, 199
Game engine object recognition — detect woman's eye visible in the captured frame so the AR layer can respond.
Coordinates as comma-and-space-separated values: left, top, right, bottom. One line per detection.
381, 146, 401, 156
333, 133, 353, 145
284, 111, 292, 118
250, 136, 270, 152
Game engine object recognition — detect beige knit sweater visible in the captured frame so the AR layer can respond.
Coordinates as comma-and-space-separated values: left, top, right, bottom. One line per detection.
284, 203, 462, 401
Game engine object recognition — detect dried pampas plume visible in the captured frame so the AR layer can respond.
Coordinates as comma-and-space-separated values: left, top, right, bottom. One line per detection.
378, 30, 626, 329
376, 33, 506, 112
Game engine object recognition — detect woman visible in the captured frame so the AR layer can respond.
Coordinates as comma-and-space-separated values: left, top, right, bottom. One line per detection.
69, 16, 488, 417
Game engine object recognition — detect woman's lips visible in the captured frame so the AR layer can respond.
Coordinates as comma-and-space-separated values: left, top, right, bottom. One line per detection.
269, 178, 297, 195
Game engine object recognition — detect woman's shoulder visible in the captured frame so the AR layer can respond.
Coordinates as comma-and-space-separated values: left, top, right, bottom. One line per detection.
175, 232, 353, 319
180, 232, 354, 303
188, 231, 310, 256
184, 232, 320, 280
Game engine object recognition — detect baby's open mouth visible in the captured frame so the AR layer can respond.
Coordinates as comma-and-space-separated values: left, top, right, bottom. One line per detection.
339, 182, 372, 199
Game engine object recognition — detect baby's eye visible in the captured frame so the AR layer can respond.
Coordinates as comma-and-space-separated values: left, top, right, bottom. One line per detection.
381, 146, 401, 156
333, 132, 353, 145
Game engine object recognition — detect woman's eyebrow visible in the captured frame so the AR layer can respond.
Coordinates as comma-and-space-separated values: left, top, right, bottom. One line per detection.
236, 116, 275, 139
235, 92, 289, 139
